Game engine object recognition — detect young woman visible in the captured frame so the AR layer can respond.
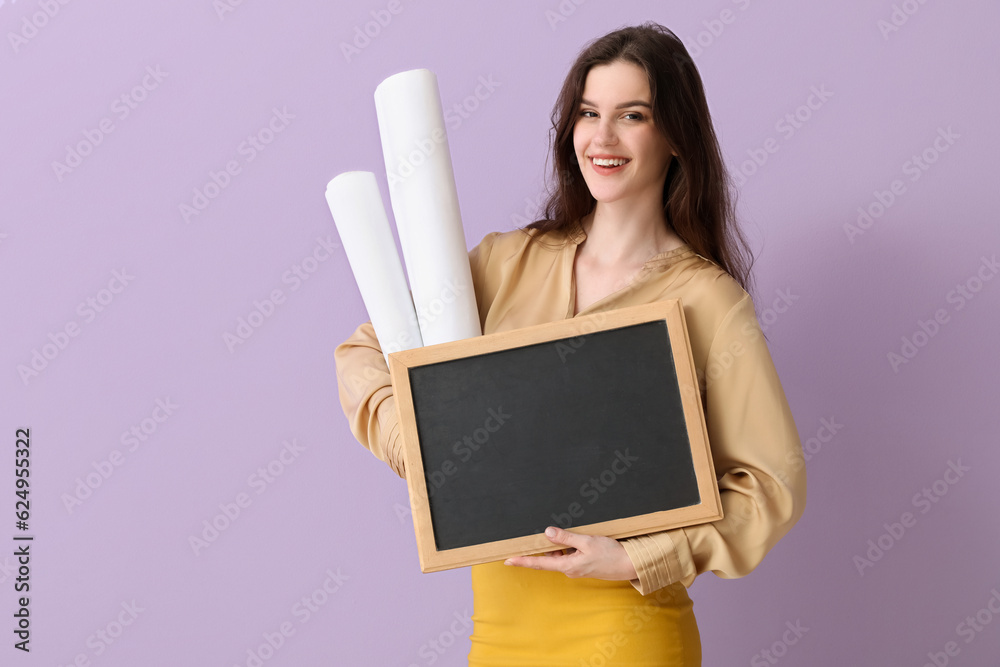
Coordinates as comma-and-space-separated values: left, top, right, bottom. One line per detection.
335, 22, 806, 666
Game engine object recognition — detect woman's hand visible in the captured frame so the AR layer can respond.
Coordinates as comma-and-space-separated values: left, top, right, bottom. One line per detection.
503, 526, 638, 581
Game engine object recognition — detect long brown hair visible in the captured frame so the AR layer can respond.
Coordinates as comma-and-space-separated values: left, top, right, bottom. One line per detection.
524, 22, 755, 295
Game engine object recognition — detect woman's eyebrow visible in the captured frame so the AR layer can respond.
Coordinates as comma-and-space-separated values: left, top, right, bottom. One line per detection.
580, 98, 652, 109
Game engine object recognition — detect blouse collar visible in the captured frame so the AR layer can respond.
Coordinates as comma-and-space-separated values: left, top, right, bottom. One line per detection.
566, 221, 695, 269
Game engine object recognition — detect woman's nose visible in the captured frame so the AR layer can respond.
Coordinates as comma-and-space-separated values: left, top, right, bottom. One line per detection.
594, 119, 618, 145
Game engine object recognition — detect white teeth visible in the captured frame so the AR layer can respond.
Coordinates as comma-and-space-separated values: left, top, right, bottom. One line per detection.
592, 157, 629, 167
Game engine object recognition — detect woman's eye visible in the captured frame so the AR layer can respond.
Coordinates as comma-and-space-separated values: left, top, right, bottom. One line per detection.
580, 110, 597, 118
623, 112, 643, 121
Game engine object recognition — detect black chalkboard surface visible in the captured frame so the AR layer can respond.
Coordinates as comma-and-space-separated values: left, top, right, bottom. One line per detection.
388, 299, 721, 573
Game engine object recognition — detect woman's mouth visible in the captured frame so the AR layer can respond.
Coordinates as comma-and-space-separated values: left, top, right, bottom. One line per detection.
589, 156, 631, 174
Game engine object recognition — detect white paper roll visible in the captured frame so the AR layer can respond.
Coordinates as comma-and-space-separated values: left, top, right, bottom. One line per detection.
374, 69, 482, 346
325, 171, 423, 367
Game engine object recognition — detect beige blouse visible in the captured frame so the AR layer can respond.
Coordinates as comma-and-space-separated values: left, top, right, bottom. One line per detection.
334, 224, 807, 595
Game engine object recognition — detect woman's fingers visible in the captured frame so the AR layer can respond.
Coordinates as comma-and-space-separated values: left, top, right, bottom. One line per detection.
502, 528, 588, 569
502, 527, 637, 580
542, 526, 590, 551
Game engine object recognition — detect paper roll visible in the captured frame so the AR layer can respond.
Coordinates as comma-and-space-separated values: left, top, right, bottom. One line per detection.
374, 69, 482, 346
326, 171, 423, 367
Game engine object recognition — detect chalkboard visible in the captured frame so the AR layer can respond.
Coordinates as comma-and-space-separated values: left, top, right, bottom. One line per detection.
388, 299, 722, 573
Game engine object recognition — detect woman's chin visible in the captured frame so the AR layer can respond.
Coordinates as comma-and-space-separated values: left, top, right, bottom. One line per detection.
587, 190, 630, 206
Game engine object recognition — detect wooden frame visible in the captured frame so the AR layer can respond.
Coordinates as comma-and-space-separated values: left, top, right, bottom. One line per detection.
387, 299, 722, 573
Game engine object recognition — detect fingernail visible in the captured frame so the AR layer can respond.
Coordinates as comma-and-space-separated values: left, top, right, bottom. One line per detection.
503, 559, 512, 566
545, 527, 556, 537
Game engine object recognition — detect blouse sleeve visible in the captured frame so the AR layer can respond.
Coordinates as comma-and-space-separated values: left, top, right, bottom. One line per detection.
333, 231, 500, 479
619, 293, 807, 594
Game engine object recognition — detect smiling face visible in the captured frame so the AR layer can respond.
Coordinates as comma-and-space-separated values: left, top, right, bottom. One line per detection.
573, 60, 675, 208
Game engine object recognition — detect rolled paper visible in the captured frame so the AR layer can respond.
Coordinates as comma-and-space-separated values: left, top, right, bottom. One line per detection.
374, 68, 482, 346
326, 171, 423, 367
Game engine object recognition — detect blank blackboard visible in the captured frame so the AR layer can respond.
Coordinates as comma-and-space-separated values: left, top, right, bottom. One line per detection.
388, 300, 721, 573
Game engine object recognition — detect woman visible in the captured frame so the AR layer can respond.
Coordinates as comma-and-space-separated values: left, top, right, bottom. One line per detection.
335, 22, 806, 666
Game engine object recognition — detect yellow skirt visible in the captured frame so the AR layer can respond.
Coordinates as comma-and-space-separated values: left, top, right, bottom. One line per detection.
468, 560, 701, 666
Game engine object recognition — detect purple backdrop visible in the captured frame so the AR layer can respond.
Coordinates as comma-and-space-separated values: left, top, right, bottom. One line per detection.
2, 1, 998, 665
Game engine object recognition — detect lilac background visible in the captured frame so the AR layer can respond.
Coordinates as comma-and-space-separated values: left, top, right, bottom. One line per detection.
2, 0, 998, 665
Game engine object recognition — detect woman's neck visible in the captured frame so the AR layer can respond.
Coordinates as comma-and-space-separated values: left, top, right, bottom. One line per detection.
578, 199, 685, 267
